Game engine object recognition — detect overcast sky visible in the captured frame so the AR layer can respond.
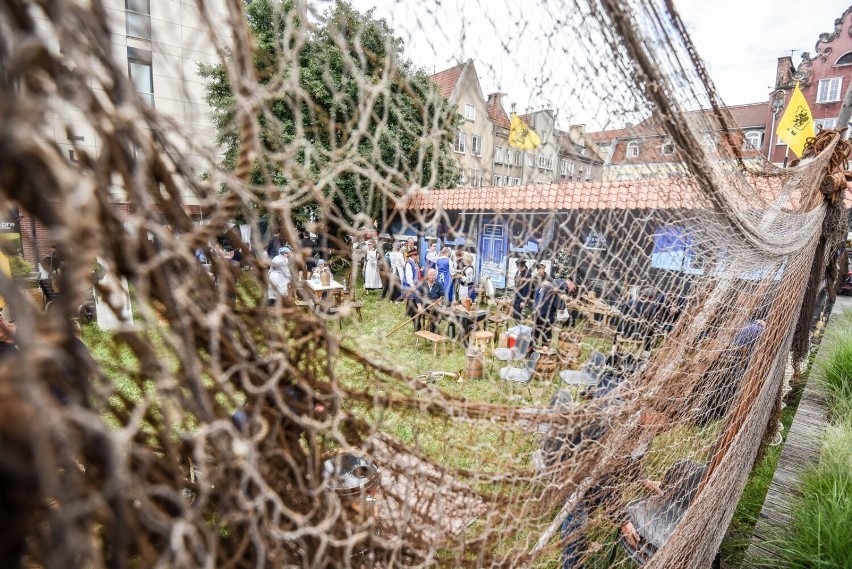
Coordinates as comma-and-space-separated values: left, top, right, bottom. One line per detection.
316, 0, 852, 130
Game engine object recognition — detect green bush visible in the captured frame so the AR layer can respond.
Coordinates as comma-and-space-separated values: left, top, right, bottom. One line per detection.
7, 254, 33, 277
775, 425, 852, 569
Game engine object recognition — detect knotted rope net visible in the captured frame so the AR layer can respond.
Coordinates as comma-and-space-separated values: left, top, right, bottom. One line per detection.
0, 0, 848, 567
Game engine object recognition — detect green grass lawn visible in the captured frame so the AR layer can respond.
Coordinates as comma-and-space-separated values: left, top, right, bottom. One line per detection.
79, 280, 729, 564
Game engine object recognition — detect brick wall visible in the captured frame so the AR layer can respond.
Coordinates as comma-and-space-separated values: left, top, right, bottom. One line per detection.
19, 202, 135, 265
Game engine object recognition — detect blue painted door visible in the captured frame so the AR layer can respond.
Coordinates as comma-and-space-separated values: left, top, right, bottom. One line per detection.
479, 222, 507, 288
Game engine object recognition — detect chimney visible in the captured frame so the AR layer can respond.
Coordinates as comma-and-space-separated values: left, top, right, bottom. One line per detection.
487, 92, 503, 106
775, 56, 794, 89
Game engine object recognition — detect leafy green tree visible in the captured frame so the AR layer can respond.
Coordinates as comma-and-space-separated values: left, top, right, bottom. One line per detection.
199, 0, 459, 234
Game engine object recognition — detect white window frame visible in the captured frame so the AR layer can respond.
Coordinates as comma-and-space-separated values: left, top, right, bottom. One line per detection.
470, 168, 481, 187
492, 175, 504, 187
453, 130, 466, 154
515, 151, 522, 166
127, 46, 154, 105
585, 167, 593, 181
512, 177, 521, 186
626, 141, 639, 157
560, 159, 568, 175
813, 117, 837, 132
126, 0, 151, 40
743, 131, 763, 150
471, 134, 482, 156
661, 139, 675, 155
464, 103, 476, 121
546, 157, 554, 170
494, 146, 503, 163
537, 155, 546, 169
817, 77, 842, 103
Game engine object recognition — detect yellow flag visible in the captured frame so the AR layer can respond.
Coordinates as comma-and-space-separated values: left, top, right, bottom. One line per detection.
775, 84, 815, 158
508, 112, 541, 150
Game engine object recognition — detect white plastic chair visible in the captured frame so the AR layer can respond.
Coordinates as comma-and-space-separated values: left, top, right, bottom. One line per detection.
499, 351, 540, 399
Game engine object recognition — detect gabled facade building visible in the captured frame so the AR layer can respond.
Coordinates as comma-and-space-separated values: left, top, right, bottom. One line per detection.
768, 5, 852, 164
430, 61, 604, 188
588, 102, 769, 181
430, 59, 495, 188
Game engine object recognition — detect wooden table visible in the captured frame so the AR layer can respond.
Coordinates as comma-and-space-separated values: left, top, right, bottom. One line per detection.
305, 279, 345, 303
568, 294, 620, 338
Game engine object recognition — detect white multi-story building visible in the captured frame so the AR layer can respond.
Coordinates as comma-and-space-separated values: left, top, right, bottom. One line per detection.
9, 0, 230, 262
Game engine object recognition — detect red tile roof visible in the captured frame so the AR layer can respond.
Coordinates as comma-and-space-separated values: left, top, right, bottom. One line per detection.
407, 179, 715, 211
406, 176, 837, 212
487, 97, 510, 129
430, 61, 467, 100
586, 128, 627, 143
727, 102, 769, 128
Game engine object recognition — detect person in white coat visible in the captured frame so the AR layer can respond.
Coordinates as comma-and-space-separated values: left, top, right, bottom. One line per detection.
268, 246, 292, 305
388, 241, 405, 301
363, 240, 383, 292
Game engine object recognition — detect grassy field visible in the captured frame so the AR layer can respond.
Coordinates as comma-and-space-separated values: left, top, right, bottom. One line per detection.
79, 282, 729, 564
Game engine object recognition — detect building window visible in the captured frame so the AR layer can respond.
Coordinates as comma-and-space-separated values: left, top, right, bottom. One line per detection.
126, 0, 151, 40
585, 167, 592, 181
127, 46, 153, 105
469, 168, 481, 187
515, 151, 522, 166
702, 133, 716, 151
471, 134, 482, 156
813, 117, 836, 132
537, 155, 546, 169
512, 177, 521, 186
817, 77, 842, 103
560, 159, 568, 175
583, 229, 607, 250
464, 103, 475, 121
494, 146, 503, 163
743, 131, 763, 150
626, 141, 639, 157
453, 130, 466, 153
546, 157, 554, 170
836, 51, 852, 66
661, 139, 675, 155
492, 175, 504, 187
526, 152, 534, 167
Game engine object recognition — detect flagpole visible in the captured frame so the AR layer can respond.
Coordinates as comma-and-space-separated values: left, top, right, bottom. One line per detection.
834, 80, 852, 138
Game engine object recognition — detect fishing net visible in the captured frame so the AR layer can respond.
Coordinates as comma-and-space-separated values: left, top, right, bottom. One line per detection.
0, 0, 848, 567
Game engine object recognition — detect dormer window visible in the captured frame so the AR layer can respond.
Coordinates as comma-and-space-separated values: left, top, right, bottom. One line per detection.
743, 131, 763, 150
626, 141, 639, 157
835, 51, 852, 66
661, 139, 675, 155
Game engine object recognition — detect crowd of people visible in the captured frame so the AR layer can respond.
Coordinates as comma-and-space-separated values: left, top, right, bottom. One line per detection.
255, 228, 697, 354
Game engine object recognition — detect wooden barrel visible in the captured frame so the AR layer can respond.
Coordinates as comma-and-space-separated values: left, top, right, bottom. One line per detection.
534, 348, 559, 381
558, 331, 581, 365
466, 347, 484, 379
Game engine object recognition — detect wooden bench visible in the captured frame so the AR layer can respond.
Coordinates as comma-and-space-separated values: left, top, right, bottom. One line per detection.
414, 330, 450, 358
